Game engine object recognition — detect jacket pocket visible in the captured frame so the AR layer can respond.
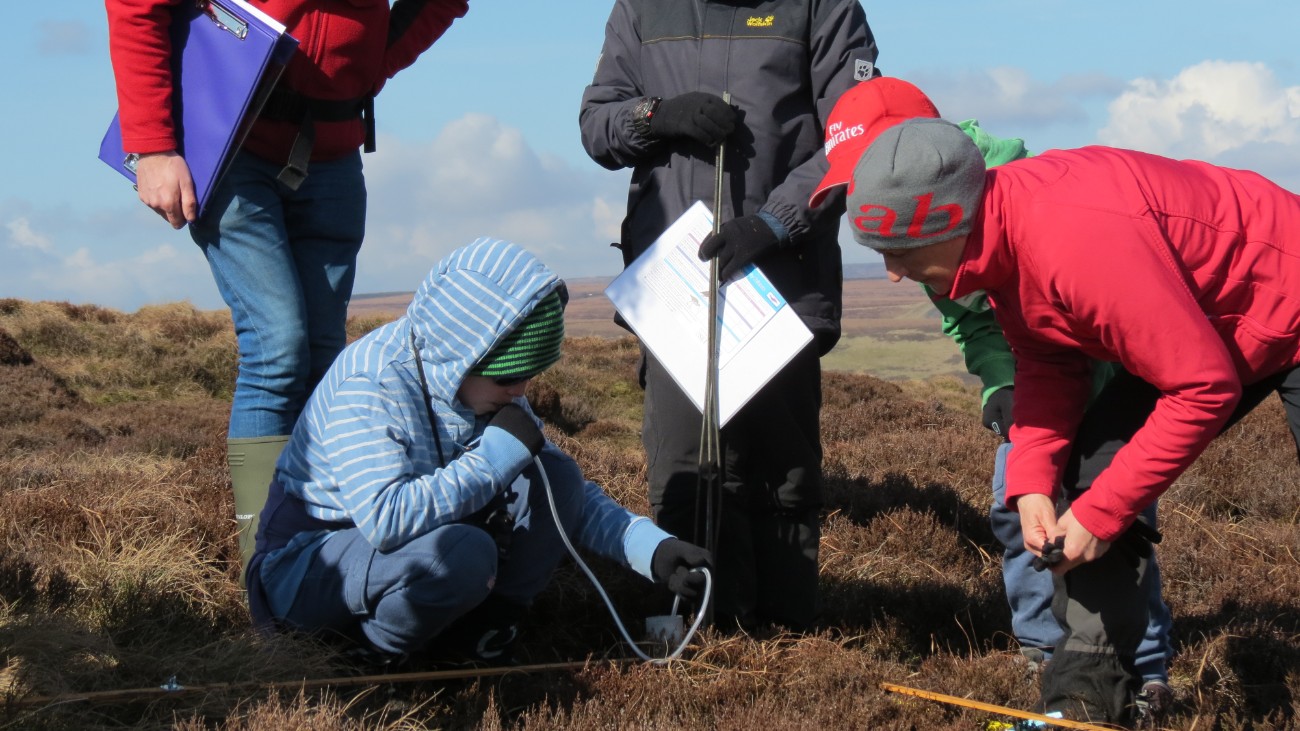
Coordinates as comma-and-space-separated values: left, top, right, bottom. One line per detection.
1211, 314, 1297, 383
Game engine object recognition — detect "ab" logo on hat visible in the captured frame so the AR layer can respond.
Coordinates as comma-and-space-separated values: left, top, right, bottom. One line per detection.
852, 192, 965, 240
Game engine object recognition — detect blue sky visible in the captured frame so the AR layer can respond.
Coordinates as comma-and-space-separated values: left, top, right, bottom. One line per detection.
6, 1, 1300, 311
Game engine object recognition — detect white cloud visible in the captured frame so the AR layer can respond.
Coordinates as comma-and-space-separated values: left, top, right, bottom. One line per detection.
355, 113, 629, 295
1098, 61, 1300, 159
0, 203, 218, 311
1, 114, 629, 310
910, 67, 1124, 133
909, 62, 1300, 191
50, 242, 210, 308
6, 217, 52, 251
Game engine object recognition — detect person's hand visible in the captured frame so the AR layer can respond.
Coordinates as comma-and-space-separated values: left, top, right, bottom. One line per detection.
134, 151, 198, 229
698, 215, 781, 281
649, 91, 736, 146
651, 538, 713, 600
1053, 508, 1112, 573
1017, 492, 1059, 563
487, 403, 544, 456
981, 386, 1015, 439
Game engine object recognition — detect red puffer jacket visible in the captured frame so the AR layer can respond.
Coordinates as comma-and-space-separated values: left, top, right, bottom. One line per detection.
107, 0, 467, 163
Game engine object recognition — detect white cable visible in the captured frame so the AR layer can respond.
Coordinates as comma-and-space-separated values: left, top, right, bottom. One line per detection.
534, 455, 711, 664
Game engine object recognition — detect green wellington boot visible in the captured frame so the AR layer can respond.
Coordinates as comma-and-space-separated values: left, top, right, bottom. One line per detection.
227, 435, 290, 587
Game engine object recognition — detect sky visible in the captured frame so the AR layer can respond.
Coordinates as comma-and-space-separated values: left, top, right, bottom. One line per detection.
5, 1, 1300, 312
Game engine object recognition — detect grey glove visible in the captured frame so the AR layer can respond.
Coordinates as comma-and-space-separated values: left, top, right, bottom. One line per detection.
488, 403, 544, 456
650, 92, 736, 146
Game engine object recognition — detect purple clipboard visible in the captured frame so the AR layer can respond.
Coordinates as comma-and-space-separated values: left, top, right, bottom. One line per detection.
99, 0, 298, 217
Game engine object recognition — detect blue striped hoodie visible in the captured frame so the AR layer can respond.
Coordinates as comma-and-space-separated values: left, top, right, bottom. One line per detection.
265, 238, 669, 596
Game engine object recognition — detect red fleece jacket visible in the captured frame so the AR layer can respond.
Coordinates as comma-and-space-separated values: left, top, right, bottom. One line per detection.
947, 146, 1300, 540
107, 0, 467, 163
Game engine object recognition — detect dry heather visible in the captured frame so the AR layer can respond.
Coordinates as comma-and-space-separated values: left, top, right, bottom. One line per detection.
0, 300, 1296, 730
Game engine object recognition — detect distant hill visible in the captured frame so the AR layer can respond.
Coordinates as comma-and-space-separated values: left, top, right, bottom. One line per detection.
350, 273, 949, 379
351, 262, 889, 315
844, 261, 888, 280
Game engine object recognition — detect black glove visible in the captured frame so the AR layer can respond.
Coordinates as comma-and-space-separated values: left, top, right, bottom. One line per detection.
981, 386, 1015, 439
1030, 535, 1065, 572
649, 92, 736, 146
488, 403, 544, 456
650, 538, 713, 600
698, 215, 781, 281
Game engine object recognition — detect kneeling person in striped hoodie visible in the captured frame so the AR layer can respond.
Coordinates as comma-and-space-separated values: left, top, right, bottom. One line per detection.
246, 237, 711, 663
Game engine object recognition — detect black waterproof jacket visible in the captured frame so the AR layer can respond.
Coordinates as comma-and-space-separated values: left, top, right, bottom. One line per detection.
579, 0, 878, 353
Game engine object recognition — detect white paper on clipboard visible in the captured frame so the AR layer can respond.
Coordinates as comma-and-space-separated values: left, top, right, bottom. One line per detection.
605, 201, 813, 426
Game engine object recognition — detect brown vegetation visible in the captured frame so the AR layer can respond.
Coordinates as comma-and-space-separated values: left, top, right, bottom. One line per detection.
0, 299, 1296, 730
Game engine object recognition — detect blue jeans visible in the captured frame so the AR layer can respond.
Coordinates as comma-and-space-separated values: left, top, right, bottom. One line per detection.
262, 454, 585, 656
991, 442, 1172, 681
190, 150, 367, 438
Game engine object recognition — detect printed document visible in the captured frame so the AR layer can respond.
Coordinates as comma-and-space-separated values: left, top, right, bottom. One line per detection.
605, 201, 813, 425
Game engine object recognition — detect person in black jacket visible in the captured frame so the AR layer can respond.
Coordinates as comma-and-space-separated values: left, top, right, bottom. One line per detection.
579, 0, 880, 631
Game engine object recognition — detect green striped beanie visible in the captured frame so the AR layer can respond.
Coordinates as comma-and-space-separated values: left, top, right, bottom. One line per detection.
471, 291, 565, 378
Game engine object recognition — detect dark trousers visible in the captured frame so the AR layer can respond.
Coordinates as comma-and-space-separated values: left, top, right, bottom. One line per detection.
1042, 365, 1300, 723
642, 343, 823, 630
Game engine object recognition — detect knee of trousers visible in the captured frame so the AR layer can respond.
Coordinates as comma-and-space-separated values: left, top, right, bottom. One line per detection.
375, 525, 499, 617
989, 498, 1025, 549
1058, 558, 1151, 657
236, 332, 311, 390
766, 464, 822, 513
359, 526, 498, 656
530, 452, 585, 530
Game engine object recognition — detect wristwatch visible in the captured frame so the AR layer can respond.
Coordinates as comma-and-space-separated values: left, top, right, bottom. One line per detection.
632, 96, 662, 137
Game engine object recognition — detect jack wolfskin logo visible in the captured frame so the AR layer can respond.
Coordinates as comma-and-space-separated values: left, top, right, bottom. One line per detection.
747, 15, 775, 27
854, 59, 875, 81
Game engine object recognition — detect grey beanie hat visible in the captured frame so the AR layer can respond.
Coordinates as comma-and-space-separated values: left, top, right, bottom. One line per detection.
846, 117, 986, 250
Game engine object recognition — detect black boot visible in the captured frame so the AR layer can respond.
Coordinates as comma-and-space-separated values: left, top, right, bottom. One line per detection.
428, 595, 527, 666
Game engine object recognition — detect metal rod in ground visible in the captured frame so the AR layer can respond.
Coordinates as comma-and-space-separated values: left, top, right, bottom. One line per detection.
13, 659, 631, 709
696, 90, 730, 627
880, 682, 1116, 730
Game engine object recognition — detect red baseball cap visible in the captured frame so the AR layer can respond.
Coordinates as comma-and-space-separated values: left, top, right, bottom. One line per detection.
809, 77, 941, 208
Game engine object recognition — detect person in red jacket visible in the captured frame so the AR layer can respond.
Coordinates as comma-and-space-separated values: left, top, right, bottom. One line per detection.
844, 117, 1300, 724
106, 0, 468, 583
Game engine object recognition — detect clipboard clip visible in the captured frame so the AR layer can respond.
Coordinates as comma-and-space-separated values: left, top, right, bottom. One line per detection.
198, 0, 249, 40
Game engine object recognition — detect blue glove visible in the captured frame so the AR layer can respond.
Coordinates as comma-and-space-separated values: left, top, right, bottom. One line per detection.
698, 215, 781, 281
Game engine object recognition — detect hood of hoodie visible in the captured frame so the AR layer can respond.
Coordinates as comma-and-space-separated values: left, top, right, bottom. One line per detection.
404, 238, 562, 407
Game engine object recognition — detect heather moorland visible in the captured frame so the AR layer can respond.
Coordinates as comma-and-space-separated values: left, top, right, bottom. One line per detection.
0, 288, 1296, 730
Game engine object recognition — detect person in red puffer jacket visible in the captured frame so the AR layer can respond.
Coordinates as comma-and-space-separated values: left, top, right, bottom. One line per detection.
106, 0, 469, 586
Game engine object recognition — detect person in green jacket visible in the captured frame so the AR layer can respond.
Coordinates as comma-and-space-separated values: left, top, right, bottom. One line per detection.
809, 78, 1173, 724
